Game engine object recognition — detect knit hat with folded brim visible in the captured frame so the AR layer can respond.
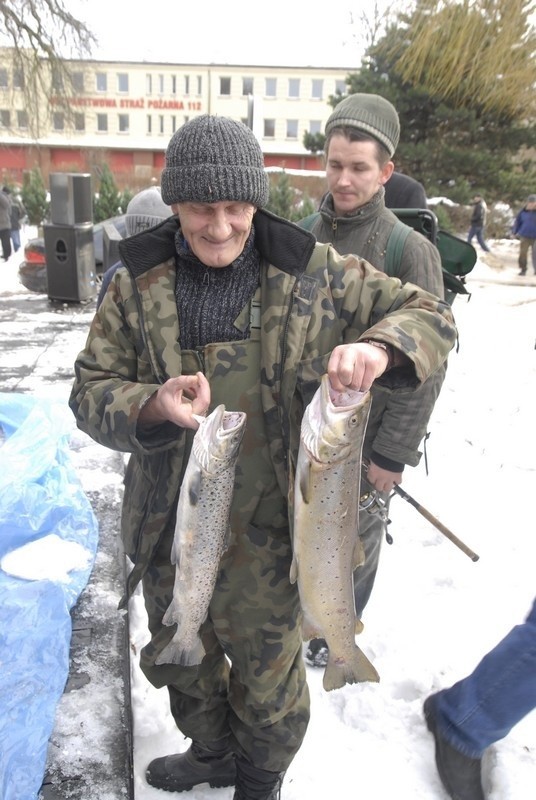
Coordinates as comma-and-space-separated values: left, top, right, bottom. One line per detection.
325, 93, 400, 157
161, 115, 269, 208
125, 186, 172, 236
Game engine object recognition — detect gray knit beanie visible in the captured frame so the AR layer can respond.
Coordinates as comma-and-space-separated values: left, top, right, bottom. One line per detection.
325, 93, 400, 157
161, 115, 269, 207
125, 186, 172, 236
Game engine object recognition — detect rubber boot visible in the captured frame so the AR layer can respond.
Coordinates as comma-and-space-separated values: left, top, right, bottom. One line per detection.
146, 738, 235, 792
233, 756, 284, 800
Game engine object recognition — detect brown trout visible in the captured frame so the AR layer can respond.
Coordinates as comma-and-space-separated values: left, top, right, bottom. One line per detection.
156, 404, 246, 666
290, 373, 380, 691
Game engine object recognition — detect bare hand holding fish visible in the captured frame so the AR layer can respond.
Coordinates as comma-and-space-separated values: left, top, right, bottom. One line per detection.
156, 403, 246, 666
138, 371, 210, 430
291, 373, 380, 691
328, 340, 392, 392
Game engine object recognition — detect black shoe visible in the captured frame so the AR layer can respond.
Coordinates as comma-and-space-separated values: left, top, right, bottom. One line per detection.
423, 695, 484, 800
519, 270, 527, 275
305, 638, 329, 668
146, 739, 236, 792
234, 757, 284, 800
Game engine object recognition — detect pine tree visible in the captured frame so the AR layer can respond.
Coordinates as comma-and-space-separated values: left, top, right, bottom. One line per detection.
93, 165, 121, 222
21, 168, 48, 226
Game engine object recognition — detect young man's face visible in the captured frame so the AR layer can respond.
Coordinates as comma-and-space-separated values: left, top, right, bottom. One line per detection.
173, 200, 256, 267
325, 134, 394, 216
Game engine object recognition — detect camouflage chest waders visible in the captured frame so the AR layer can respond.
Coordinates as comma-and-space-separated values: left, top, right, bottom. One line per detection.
140, 292, 310, 773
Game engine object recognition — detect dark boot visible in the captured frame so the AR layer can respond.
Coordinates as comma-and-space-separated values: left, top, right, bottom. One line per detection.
146, 738, 235, 792
233, 756, 284, 800
423, 695, 485, 800
305, 637, 329, 668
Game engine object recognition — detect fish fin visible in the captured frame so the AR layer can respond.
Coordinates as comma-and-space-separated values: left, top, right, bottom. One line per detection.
322, 645, 380, 691
162, 600, 178, 627
352, 536, 366, 570
298, 461, 312, 505
355, 618, 364, 635
156, 635, 206, 667
289, 555, 298, 584
301, 615, 321, 641
188, 470, 202, 506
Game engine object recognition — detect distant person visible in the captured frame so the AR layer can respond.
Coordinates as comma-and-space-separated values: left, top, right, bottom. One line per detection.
97, 186, 172, 307
297, 93, 446, 669
0, 186, 12, 261
9, 191, 26, 253
512, 193, 536, 276
467, 194, 490, 252
384, 171, 427, 209
424, 595, 536, 800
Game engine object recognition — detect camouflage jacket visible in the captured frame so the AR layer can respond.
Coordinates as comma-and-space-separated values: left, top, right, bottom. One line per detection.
69, 209, 456, 596
300, 190, 447, 470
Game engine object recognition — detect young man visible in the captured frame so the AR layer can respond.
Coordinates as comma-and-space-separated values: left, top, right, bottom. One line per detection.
299, 93, 447, 668
512, 193, 536, 276
69, 114, 456, 800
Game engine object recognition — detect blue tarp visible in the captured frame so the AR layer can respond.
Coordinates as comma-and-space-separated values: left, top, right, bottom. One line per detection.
0, 393, 99, 800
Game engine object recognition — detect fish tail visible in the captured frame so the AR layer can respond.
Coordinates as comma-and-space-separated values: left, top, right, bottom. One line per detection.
155, 634, 206, 667
322, 646, 380, 691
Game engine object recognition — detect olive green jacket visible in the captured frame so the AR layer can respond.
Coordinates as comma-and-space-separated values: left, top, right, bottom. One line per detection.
69, 210, 456, 596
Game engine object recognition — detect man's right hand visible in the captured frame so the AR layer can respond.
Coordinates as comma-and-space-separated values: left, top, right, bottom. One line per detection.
138, 372, 210, 430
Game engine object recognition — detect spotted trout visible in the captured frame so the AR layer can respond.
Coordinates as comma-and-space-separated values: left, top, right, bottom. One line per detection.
156, 404, 246, 667
290, 373, 380, 691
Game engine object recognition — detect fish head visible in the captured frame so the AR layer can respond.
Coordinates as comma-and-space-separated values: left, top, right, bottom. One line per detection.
301, 374, 371, 464
194, 404, 247, 473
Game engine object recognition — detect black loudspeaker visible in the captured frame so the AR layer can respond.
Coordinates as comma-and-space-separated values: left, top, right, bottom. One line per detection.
102, 221, 123, 271
50, 173, 93, 225
44, 223, 97, 302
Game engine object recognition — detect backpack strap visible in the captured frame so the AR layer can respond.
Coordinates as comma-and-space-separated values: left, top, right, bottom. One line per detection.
384, 219, 412, 278
299, 212, 320, 231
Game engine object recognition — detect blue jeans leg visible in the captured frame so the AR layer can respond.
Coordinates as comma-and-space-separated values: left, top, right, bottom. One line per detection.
433, 597, 536, 757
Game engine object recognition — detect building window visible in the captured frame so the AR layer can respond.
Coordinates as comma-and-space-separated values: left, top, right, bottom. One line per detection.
158, 74, 165, 94
117, 73, 129, 92
13, 67, 24, 90
171, 115, 177, 131
286, 119, 298, 139
171, 75, 177, 95
265, 77, 276, 97
309, 120, 322, 135
0, 109, 10, 127
147, 114, 152, 134
184, 75, 190, 95
263, 118, 275, 138
74, 113, 85, 132
146, 74, 152, 94
311, 79, 323, 100
335, 79, 347, 95
0, 69, 8, 89
53, 112, 64, 131
196, 75, 202, 95
71, 71, 84, 93
119, 113, 129, 132
17, 110, 28, 129
219, 76, 231, 96
97, 113, 108, 132
159, 115, 164, 134
51, 67, 63, 92
242, 77, 253, 96
96, 72, 107, 92
288, 78, 300, 99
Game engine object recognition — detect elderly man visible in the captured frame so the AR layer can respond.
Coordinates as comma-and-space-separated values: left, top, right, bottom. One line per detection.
70, 114, 456, 800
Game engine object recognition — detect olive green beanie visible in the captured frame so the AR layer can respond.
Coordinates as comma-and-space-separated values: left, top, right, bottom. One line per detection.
161, 115, 269, 207
325, 93, 400, 157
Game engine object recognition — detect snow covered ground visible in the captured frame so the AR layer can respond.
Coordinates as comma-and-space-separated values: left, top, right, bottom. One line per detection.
1, 229, 535, 799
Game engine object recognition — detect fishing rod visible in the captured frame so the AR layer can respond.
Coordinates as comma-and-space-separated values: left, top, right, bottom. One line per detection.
359, 464, 480, 562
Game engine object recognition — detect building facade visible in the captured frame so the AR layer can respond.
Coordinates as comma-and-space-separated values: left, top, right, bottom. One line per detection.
0, 52, 350, 189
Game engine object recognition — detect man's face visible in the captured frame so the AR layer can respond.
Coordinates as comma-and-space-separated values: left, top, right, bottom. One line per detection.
173, 200, 256, 267
325, 134, 394, 215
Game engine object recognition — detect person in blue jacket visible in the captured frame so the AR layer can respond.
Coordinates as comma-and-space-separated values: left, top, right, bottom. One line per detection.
512, 193, 536, 276
424, 595, 536, 800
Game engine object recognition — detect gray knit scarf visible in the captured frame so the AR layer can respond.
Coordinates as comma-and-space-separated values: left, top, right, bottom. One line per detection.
174, 228, 260, 350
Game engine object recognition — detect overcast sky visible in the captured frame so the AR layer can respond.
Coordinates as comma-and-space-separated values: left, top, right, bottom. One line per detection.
70, 0, 400, 68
